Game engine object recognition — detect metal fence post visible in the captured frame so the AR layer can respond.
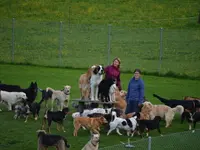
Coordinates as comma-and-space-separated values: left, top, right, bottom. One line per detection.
158, 27, 163, 75
59, 21, 63, 66
148, 136, 152, 150
107, 24, 112, 65
12, 18, 15, 63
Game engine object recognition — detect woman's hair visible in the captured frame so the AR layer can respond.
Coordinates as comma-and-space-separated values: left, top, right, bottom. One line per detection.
112, 57, 121, 68
134, 68, 142, 74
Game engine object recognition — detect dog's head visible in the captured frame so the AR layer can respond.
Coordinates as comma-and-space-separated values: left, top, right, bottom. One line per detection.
91, 133, 100, 143
142, 101, 153, 112
62, 107, 69, 114
17, 92, 28, 100
64, 85, 71, 95
99, 116, 108, 124
119, 90, 127, 98
36, 130, 46, 137
93, 65, 104, 75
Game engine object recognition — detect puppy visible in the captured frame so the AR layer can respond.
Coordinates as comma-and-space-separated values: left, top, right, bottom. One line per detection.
143, 101, 184, 127
136, 113, 162, 137
0, 91, 27, 111
107, 111, 137, 137
79, 66, 96, 100
45, 85, 71, 111
90, 65, 104, 101
73, 116, 107, 136
42, 107, 69, 133
181, 111, 200, 132
14, 101, 30, 120
37, 130, 70, 150
81, 134, 100, 150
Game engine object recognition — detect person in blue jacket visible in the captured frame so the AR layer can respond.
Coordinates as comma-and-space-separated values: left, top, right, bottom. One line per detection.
125, 69, 145, 114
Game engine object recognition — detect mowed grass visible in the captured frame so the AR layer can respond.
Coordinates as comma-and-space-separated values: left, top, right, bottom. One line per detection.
0, 64, 200, 150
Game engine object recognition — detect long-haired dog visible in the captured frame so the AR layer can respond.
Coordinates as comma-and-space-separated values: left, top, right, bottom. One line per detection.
81, 133, 100, 150
181, 111, 200, 132
142, 101, 184, 128
44, 86, 71, 111
107, 111, 137, 137
79, 65, 96, 100
73, 116, 107, 136
42, 107, 69, 133
37, 130, 70, 150
90, 65, 104, 101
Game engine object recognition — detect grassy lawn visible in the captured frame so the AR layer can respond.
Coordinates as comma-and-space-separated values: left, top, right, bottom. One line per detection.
0, 64, 200, 150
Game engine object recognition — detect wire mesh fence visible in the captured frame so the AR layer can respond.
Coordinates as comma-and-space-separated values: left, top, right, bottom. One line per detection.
0, 19, 200, 77
99, 129, 200, 150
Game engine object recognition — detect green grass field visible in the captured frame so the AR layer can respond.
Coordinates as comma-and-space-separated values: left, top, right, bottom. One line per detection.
0, 64, 200, 150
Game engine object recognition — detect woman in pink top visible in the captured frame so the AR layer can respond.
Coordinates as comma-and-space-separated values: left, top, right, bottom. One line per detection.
104, 57, 122, 91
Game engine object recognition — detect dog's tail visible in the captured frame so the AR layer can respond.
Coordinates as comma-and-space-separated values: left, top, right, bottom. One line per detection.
111, 111, 117, 122
153, 94, 168, 103
46, 87, 55, 92
172, 105, 184, 115
62, 137, 70, 148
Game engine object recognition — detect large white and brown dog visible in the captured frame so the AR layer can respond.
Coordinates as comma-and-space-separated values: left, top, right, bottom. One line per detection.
79, 66, 96, 100
46, 85, 71, 111
142, 101, 184, 128
0, 90, 27, 111
90, 65, 104, 101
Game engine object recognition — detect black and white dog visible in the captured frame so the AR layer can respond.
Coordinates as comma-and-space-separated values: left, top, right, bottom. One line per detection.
181, 111, 200, 132
107, 111, 137, 136
90, 65, 104, 101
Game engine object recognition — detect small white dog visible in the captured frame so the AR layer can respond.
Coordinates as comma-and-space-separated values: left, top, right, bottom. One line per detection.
46, 85, 71, 111
107, 111, 137, 136
143, 101, 184, 128
0, 90, 27, 111
81, 134, 100, 150
90, 65, 104, 101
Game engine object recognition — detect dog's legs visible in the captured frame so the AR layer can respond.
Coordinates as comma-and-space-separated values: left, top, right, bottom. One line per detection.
92, 128, 100, 134
51, 99, 54, 111
95, 86, 99, 101
61, 122, 66, 132
116, 128, 123, 136
73, 124, 81, 136
189, 124, 192, 130
47, 120, 52, 133
41, 118, 47, 130
24, 115, 29, 123
8, 104, 12, 111
192, 122, 196, 133
91, 85, 95, 101
57, 123, 60, 131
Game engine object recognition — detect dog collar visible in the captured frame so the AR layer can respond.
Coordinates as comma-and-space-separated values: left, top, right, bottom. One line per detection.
91, 141, 98, 147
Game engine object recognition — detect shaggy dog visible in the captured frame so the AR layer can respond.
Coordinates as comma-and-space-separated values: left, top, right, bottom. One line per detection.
42, 107, 69, 133
14, 101, 30, 120
0, 91, 27, 111
45, 85, 71, 111
181, 111, 200, 132
107, 111, 137, 136
153, 94, 200, 112
142, 101, 184, 128
73, 116, 107, 136
135, 113, 162, 137
37, 130, 70, 150
0, 82, 38, 104
79, 65, 96, 100
90, 65, 104, 101
81, 134, 100, 150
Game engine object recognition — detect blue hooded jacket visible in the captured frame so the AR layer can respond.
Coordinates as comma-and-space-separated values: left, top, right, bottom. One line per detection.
126, 77, 144, 104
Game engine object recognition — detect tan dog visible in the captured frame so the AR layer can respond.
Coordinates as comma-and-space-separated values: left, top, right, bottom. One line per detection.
113, 89, 127, 113
143, 101, 184, 128
73, 116, 107, 136
81, 134, 100, 150
79, 65, 96, 100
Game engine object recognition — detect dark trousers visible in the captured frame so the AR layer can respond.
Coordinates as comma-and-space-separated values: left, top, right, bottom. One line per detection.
125, 101, 139, 114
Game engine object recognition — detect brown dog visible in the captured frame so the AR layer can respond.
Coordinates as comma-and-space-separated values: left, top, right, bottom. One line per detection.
73, 116, 107, 136
79, 65, 96, 100
113, 89, 127, 113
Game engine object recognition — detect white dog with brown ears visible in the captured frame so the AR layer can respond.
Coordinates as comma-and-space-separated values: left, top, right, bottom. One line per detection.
46, 85, 71, 111
142, 101, 184, 128
90, 65, 104, 101
81, 133, 100, 150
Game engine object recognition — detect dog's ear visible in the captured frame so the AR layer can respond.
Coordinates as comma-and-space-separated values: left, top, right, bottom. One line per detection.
93, 66, 99, 74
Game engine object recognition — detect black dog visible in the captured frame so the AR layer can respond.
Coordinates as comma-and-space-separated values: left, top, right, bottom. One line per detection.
135, 113, 162, 137
38, 88, 53, 107
42, 107, 69, 133
37, 130, 70, 150
153, 94, 200, 112
0, 82, 38, 104
181, 111, 200, 132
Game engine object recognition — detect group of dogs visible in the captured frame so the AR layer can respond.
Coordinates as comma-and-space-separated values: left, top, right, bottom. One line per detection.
0, 64, 200, 150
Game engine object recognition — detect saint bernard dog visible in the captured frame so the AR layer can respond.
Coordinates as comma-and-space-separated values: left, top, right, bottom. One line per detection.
90, 65, 104, 101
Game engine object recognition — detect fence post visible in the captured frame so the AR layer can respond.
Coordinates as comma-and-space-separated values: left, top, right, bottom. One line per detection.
158, 27, 163, 75
12, 18, 15, 63
59, 21, 63, 66
107, 24, 112, 65
148, 136, 152, 150
68, 4, 71, 34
